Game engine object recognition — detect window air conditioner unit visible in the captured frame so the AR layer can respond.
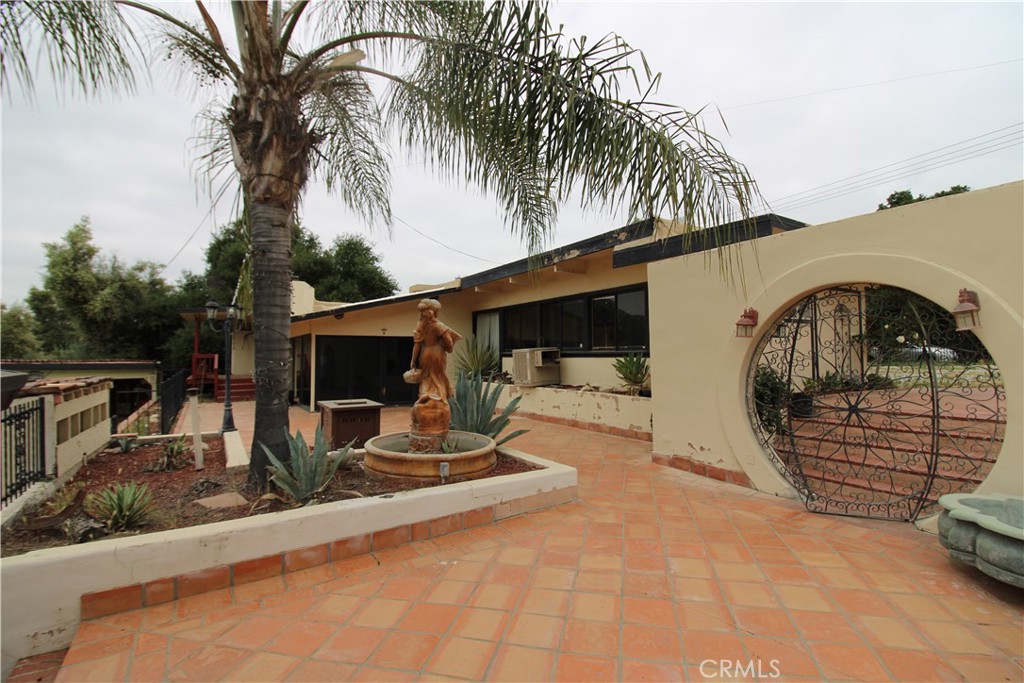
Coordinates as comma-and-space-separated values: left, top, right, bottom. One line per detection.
511, 347, 561, 386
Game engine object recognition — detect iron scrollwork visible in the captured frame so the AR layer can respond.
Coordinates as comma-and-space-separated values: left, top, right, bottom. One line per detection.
747, 285, 1004, 521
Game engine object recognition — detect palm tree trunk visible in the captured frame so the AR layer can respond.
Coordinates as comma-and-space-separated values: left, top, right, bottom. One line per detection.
248, 200, 293, 488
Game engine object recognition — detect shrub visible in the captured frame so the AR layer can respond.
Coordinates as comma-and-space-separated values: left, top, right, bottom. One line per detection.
753, 365, 790, 435
449, 371, 528, 446
613, 353, 650, 395
149, 436, 189, 471
452, 335, 500, 379
114, 435, 137, 453
260, 426, 353, 503
86, 482, 155, 531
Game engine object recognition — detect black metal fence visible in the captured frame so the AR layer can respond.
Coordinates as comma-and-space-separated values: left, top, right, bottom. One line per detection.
160, 369, 188, 435
2, 397, 46, 507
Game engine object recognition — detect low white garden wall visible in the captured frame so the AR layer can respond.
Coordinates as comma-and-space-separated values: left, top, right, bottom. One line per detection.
494, 383, 652, 439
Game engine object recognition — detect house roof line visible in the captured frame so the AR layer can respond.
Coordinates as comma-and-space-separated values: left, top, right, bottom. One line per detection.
290, 286, 462, 323
269, 213, 804, 324
612, 214, 807, 268
290, 217, 659, 323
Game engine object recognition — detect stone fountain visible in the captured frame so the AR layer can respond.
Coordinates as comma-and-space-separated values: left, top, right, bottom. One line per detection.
363, 299, 497, 480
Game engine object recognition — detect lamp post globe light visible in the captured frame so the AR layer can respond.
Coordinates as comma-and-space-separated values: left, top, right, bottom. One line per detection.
205, 300, 238, 433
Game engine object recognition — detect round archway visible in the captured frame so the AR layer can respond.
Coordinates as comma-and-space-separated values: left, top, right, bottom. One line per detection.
746, 284, 1004, 521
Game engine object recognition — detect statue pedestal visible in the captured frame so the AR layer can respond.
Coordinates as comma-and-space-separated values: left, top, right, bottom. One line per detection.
410, 395, 450, 454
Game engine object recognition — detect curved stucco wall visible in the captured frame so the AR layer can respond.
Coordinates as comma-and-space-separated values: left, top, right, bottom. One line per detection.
648, 181, 1023, 499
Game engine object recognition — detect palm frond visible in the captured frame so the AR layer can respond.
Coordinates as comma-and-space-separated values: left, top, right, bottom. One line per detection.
1, 0, 138, 100
305, 1, 474, 65
304, 70, 392, 230
386, 1, 760, 260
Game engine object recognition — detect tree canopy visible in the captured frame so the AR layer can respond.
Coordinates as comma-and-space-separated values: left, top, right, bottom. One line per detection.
877, 185, 970, 211
204, 221, 398, 307
0, 303, 41, 359
23, 218, 193, 363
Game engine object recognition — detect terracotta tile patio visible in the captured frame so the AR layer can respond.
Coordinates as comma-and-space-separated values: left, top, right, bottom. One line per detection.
12, 404, 1023, 682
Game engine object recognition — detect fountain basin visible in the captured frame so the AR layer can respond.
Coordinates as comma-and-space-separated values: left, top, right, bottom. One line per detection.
364, 431, 496, 479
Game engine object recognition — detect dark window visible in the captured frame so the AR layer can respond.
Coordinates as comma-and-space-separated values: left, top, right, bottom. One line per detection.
503, 306, 538, 350
617, 290, 648, 349
591, 295, 617, 350
561, 298, 586, 350
541, 302, 561, 348
315, 336, 416, 405
491, 286, 647, 354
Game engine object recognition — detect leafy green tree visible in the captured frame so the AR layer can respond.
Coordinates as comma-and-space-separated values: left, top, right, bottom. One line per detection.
26, 219, 184, 362
877, 185, 970, 210
5, 1, 758, 487
203, 221, 250, 309
24, 288, 79, 357
0, 303, 41, 359
295, 234, 398, 303
203, 222, 397, 306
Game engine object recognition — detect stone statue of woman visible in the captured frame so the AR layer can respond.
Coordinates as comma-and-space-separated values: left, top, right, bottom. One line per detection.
406, 299, 461, 452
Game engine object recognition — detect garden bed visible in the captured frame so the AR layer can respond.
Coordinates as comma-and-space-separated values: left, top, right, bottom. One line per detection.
2, 437, 538, 558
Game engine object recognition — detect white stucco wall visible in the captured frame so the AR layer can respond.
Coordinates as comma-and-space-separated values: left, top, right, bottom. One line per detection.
53, 382, 113, 476
648, 181, 1023, 498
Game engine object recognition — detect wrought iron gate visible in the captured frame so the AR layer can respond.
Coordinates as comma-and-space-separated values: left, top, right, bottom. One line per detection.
747, 285, 1004, 521
2, 397, 47, 506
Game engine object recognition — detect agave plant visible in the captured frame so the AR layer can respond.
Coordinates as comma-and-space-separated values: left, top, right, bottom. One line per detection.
613, 353, 650, 395
87, 482, 155, 531
449, 372, 528, 446
260, 426, 353, 503
452, 335, 500, 379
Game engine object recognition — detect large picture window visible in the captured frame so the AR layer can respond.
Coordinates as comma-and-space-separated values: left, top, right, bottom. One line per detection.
488, 286, 647, 354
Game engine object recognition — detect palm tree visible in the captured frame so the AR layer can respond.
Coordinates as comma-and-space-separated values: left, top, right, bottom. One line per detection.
3, 1, 759, 487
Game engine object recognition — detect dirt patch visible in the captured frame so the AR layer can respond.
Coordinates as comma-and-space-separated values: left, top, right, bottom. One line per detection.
1, 437, 539, 558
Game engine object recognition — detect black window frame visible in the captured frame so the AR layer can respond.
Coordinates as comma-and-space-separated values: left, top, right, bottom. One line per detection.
475, 284, 649, 357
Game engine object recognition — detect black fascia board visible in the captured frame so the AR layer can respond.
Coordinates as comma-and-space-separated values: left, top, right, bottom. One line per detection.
461, 217, 655, 289
290, 287, 462, 323
612, 214, 807, 269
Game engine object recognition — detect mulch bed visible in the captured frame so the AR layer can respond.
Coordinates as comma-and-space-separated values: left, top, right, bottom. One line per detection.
1, 437, 538, 558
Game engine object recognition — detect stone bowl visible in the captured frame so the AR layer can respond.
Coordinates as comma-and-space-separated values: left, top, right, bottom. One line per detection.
938, 493, 1024, 588
363, 431, 496, 479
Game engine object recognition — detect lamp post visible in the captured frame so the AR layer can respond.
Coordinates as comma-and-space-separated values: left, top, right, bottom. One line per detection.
205, 300, 238, 433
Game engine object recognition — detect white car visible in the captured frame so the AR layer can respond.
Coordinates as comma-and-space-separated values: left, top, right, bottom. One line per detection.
894, 344, 957, 362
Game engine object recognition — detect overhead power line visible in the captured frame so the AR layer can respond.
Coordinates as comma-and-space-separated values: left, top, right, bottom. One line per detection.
768, 123, 1024, 213
156, 205, 220, 278
394, 215, 500, 264
771, 124, 1023, 203
723, 58, 1023, 111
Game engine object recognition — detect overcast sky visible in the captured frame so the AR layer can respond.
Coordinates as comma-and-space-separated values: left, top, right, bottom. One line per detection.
2, 2, 1022, 307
